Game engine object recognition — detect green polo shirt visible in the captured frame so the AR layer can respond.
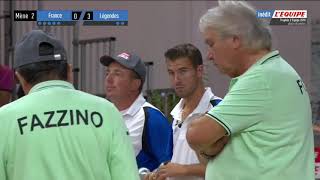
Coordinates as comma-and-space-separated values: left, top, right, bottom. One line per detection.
0, 80, 139, 180
206, 51, 314, 180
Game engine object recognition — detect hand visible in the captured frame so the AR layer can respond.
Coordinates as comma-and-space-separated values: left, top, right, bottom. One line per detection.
144, 172, 158, 180
156, 163, 186, 179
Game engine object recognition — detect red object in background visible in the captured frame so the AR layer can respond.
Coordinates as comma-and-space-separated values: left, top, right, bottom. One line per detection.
0, 65, 15, 92
315, 147, 320, 162
315, 147, 320, 178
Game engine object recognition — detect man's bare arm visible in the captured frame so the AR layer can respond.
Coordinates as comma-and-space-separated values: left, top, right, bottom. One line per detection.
187, 115, 228, 156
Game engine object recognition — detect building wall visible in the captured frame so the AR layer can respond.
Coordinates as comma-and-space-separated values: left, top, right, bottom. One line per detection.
8, 1, 319, 97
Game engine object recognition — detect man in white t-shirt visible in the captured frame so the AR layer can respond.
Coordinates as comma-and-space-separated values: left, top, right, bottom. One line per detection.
100, 52, 173, 172
148, 44, 222, 180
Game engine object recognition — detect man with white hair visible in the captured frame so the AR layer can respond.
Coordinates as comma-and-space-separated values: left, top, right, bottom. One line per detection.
186, 1, 314, 180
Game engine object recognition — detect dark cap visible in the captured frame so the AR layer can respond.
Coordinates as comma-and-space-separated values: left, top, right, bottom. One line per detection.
14, 30, 67, 69
100, 52, 146, 82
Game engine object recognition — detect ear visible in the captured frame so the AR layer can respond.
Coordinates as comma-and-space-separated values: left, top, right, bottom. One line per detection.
67, 63, 74, 84
15, 71, 31, 94
231, 35, 241, 49
196, 64, 204, 78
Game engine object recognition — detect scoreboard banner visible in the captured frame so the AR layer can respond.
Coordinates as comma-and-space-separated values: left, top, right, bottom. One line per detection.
13, 10, 128, 26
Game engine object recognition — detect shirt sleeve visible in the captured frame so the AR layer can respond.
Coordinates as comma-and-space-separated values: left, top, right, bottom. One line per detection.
207, 71, 270, 135
146, 108, 173, 164
0, 144, 6, 180
0, 111, 7, 180
107, 106, 140, 180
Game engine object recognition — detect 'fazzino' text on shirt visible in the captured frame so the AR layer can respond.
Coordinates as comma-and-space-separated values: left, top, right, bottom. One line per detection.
17, 109, 104, 135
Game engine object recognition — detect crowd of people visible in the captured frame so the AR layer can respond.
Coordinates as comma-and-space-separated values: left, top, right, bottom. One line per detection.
0, 1, 315, 180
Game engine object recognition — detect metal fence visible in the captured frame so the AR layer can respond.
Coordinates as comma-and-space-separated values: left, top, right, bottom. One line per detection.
0, 0, 13, 66
311, 20, 320, 131
76, 37, 116, 95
